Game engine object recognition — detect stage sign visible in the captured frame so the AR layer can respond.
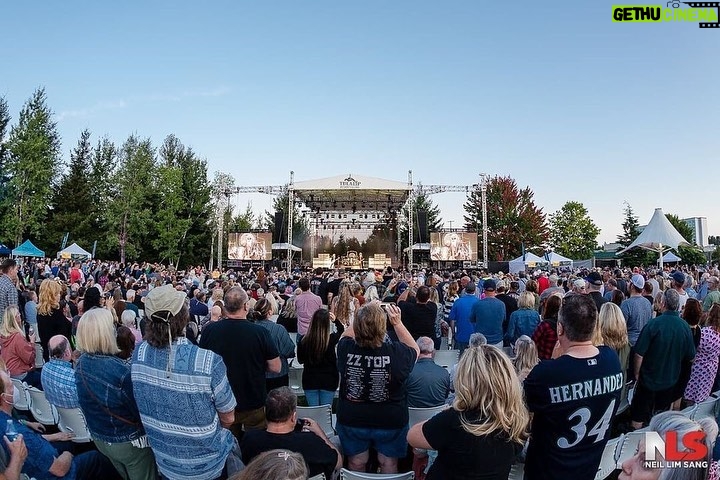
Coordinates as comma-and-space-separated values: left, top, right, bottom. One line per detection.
430, 232, 477, 261
228, 232, 272, 261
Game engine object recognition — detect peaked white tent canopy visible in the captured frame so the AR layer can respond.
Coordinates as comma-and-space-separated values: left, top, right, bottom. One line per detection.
509, 252, 548, 274
545, 251, 573, 268
57, 243, 92, 260
271, 243, 302, 252
661, 251, 681, 263
617, 208, 689, 268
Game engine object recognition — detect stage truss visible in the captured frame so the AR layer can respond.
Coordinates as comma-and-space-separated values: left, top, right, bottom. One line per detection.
230, 171, 489, 273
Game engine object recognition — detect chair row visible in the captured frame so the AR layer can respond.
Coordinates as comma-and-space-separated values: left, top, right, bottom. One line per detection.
10, 379, 92, 443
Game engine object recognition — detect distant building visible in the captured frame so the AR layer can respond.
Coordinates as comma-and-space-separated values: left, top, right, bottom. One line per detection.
682, 217, 708, 247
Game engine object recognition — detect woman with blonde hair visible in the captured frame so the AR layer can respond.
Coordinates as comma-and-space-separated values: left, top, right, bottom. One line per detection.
232, 449, 308, 480
513, 335, 539, 382
599, 302, 630, 402
408, 344, 529, 479
330, 281, 359, 327
36, 279, 72, 362
0, 305, 40, 388
75, 308, 157, 479
506, 292, 541, 344
278, 295, 298, 333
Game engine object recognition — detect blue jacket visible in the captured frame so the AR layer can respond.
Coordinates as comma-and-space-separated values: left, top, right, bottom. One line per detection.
506, 308, 541, 344
75, 353, 145, 443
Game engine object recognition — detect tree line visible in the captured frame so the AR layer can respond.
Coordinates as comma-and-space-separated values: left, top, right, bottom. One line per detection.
0, 89, 713, 266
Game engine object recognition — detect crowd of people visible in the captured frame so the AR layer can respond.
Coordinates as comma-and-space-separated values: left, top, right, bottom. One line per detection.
0, 256, 719, 479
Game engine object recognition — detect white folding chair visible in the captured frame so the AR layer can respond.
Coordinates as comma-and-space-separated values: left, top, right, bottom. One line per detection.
692, 397, 720, 420
27, 387, 59, 425
408, 405, 446, 428
297, 404, 335, 437
308, 474, 326, 480
10, 379, 30, 411
507, 462, 525, 480
288, 365, 304, 396
339, 468, 414, 479
56, 407, 93, 443
616, 430, 647, 467
595, 435, 623, 480
34, 343, 45, 369
432, 350, 459, 369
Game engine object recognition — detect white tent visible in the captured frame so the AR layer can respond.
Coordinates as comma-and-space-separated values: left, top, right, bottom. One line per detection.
545, 252, 573, 269
402, 243, 431, 253
509, 253, 548, 274
661, 251, 681, 263
271, 243, 302, 252
617, 208, 689, 269
56, 243, 92, 260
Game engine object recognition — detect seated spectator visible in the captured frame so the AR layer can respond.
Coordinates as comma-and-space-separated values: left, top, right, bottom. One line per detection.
506, 292, 541, 345
297, 309, 344, 407
619, 411, 718, 479
408, 344, 529, 480
406, 336, 451, 408
40, 335, 80, 409
513, 335, 539, 382
0, 433, 28, 480
0, 370, 119, 480
131, 284, 242, 480
232, 450, 307, 480
240, 387, 341, 479
75, 308, 157, 479
0, 306, 40, 389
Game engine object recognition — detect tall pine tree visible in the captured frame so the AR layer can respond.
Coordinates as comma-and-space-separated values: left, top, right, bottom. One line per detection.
399, 188, 442, 252
616, 202, 650, 267
0, 97, 11, 238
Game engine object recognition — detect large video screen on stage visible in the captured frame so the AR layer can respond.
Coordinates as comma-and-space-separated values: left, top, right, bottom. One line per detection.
228, 232, 272, 261
430, 232, 477, 261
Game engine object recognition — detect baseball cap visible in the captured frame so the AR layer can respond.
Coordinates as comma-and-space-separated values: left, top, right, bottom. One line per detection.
630, 274, 645, 290
483, 279, 497, 291
144, 284, 186, 324
585, 271, 603, 286
465, 282, 476, 294
671, 271, 686, 285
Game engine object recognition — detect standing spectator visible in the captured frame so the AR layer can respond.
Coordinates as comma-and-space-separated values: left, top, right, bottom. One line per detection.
330, 282, 359, 328
0, 260, 19, 321
505, 292, 541, 345
532, 294, 562, 360
0, 306, 39, 388
524, 294, 622, 480
513, 335, 539, 382
336, 302, 419, 474
408, 344, 529, 480
294, 278, 322, 343
132, 284, 242, 480
277, 295, 298, 334
630, 289, 696, 430
585, 271, 608, 312
704, 276, 720, 312
671, 271, 689, 311
496, 281, 519, 339
599, 303, 630, 402
75, 308, 157, 480
405, 337, 450, 408
253, 299, 295, 392
36, 279, 72, 362
442, 281, 459, 323
23, 291, 38, 332
398, 285, 438, 347
448, 283, 479, 353
469, 279, 505, 348
621, 274, 654, 348
684, 304, 720, 406
297, 309, 344, 407
200, 287, 281, 437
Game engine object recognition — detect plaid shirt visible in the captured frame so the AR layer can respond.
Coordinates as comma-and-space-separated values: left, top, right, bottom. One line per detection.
0, 275, 18, 321
40, 359, 80, 409
532, 320, 558, 360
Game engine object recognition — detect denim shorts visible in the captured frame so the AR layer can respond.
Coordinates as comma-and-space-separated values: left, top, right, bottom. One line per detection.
336, 423, 409, 458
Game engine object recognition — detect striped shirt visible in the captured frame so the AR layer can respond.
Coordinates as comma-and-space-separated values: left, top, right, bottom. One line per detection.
0, 275, 17, 321
131, 338, 237, 480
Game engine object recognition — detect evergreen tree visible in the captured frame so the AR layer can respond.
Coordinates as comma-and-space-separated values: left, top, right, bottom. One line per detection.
88, 137, 118, 259
0, 97, 11, 239
548, 201, 600, 260
616, 202, 651, 267
399, 188, 442, 251
1, 88, 61, 245
463, 176, 548, 261
45, 129, 94, 252
264, 190, 310, 246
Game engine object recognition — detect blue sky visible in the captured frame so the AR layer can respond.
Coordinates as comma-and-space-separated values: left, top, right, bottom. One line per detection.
2, 1, 718, 245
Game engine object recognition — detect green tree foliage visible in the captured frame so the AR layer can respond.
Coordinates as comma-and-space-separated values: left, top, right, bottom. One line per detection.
0, 97, 11, 231
88, 137, 119, 259
229, 202, 259, 232
1, 88, 61, 245
399, 189, 442, 251
44, 129, 94, 253
665, 213, 707, 265
616, 202, 651, 268
548, 201, 600, 260
463, 175, 548, 261
264, 190, 310, 247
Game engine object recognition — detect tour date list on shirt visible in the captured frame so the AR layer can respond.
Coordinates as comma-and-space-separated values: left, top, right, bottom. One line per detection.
345, 354, 392, 403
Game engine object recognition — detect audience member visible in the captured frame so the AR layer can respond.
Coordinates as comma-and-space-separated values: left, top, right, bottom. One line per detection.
40, 335, 79, 409
0, 306, 40, 389
297, 309, 344, 406
232, 450, 307, 480
469, 279, 505, 348
253, 298, 295, 392
405, 337, 450, 408
532, 294, 562, 360
448, 282, 479, 353
684, 304, 720, 405
506, 292, 541, 345
513, 335, 539, 382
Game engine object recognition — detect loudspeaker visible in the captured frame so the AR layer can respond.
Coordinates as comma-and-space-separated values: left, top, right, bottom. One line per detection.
416, 210, 428, 243
274, 211, 286, 243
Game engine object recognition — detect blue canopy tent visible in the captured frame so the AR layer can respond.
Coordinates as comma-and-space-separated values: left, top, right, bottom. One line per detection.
12, 240, 45, 258
0, 244, 11, 256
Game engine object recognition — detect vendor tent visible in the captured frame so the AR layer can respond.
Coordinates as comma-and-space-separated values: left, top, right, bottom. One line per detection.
661, 251, 681, 263
57, 243, 92, 260
271, 243, 302, 252
545, 251, 573, 269
0, 244, 11, 256
617, 208, 689, 269
508, 252, 548, 274
12, 240, 45, 258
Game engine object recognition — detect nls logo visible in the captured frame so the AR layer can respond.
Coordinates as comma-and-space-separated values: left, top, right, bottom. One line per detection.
644, 431, 709, 468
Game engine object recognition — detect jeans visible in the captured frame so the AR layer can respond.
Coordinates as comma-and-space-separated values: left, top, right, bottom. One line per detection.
75, 450, 123, 480
305, 390, 335, 407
